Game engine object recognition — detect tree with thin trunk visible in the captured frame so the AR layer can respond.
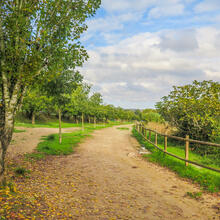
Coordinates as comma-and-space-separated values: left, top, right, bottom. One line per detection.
0, 0, 101, 184
43, 71, 83, 144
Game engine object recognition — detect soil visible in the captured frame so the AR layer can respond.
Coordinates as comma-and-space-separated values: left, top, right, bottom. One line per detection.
9, 125, 220, 219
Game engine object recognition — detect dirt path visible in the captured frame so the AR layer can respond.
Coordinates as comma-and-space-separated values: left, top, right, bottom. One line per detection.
8, 127, 79, 157
14, 125, 220, 219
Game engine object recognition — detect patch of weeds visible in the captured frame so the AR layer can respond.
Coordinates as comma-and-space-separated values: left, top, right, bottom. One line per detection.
46, 134, 55, 141
13, 128, 26, 133
186, 191, 203, 200
117, 127, 129, 130
14, 167, 31, 177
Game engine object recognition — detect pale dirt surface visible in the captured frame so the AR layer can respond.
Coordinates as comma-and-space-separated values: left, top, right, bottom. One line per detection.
15, 125, 220, 219
8, 127, 79, 157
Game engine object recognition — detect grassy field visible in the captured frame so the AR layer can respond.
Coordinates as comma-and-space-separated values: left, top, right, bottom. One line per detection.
132, 128, 220, 192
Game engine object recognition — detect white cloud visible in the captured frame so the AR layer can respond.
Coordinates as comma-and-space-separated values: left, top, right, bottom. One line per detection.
195, 0, 220, 13
148, 3, 185, 18
81, 27, 220, 108
159, 29, 198, 52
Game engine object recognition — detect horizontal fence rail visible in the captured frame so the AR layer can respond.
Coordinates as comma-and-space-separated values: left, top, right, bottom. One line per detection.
135, 123, 220, 173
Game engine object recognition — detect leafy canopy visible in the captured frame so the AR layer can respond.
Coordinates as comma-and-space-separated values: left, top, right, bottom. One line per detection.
156, 80, 220, 141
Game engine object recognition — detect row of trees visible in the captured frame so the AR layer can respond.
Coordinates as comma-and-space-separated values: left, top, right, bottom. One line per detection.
20, 73, 139, 143
0, 0, 101, 184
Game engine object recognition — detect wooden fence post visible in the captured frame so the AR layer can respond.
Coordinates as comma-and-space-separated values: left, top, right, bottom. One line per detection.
155, 132, 157, 146
185, 135, 189, 166
164, 134, 167, 152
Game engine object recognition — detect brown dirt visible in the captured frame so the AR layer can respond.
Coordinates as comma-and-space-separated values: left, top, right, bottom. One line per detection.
13, 125, 220, 219
8, 127, 79, 157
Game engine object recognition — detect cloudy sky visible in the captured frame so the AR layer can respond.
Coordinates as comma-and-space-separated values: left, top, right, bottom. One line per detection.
80, 0, 220, 109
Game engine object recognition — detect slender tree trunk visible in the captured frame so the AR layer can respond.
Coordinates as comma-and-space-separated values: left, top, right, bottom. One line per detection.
88, 116, 91, 124
94, 116, 96, 128
32, 112, 35, 125
82, 113, 84, 131
58, 108, 62, 144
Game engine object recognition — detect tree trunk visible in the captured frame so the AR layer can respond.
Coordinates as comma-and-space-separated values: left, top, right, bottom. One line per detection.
0, 143, 7, 185
58, 108, 62, 144
82, 113, 84, 131
0, 111, 14, 185
32, 112, 35, 125
94, 116, 96, 128
88, 116, 91, 124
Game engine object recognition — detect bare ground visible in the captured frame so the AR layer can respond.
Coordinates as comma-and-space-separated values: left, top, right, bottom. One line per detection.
10, 125, 220, 219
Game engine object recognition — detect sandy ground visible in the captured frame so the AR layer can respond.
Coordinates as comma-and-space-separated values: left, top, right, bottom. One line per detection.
8, 127, 79, 157
13, 125, 220, 219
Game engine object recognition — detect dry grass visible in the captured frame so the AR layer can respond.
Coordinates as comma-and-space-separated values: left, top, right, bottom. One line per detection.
144, 122, 177, 135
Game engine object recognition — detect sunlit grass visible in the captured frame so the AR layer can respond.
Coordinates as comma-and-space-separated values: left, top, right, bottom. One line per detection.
133, 128, 220, 192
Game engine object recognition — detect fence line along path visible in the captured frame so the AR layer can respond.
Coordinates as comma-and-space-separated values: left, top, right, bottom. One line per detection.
136, 123, 220, 173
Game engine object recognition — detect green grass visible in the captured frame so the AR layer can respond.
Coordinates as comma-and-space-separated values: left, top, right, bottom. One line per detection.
15, 121, 77, 128
117, 127, 129, 130
13, 128, 26, 133
133, 128, 220, 192
144, 131, 220, 168
36, 130, 89, 155
15, 120, 131, 129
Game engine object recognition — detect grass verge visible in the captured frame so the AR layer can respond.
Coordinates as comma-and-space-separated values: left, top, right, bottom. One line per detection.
117, 127, 129, 130
132, 128, 220, 192
15, 120, 132, 129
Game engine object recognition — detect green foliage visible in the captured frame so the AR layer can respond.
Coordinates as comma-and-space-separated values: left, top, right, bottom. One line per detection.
22, 86, 52, 120
142, 111, 164, 123
132, 128, 220, 192
156, 80, 220, 149
0, 0, 101, 115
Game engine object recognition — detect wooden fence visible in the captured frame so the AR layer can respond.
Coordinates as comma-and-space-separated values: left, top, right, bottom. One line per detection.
135, 123, 220, 173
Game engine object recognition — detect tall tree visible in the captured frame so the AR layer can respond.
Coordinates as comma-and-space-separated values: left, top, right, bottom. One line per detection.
0, 0, 101, 183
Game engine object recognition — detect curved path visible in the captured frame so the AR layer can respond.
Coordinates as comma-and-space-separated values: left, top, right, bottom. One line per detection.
16, 125, 219, 219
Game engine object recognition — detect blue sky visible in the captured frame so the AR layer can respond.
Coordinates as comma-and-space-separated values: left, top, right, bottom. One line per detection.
80, 0, 220, 109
